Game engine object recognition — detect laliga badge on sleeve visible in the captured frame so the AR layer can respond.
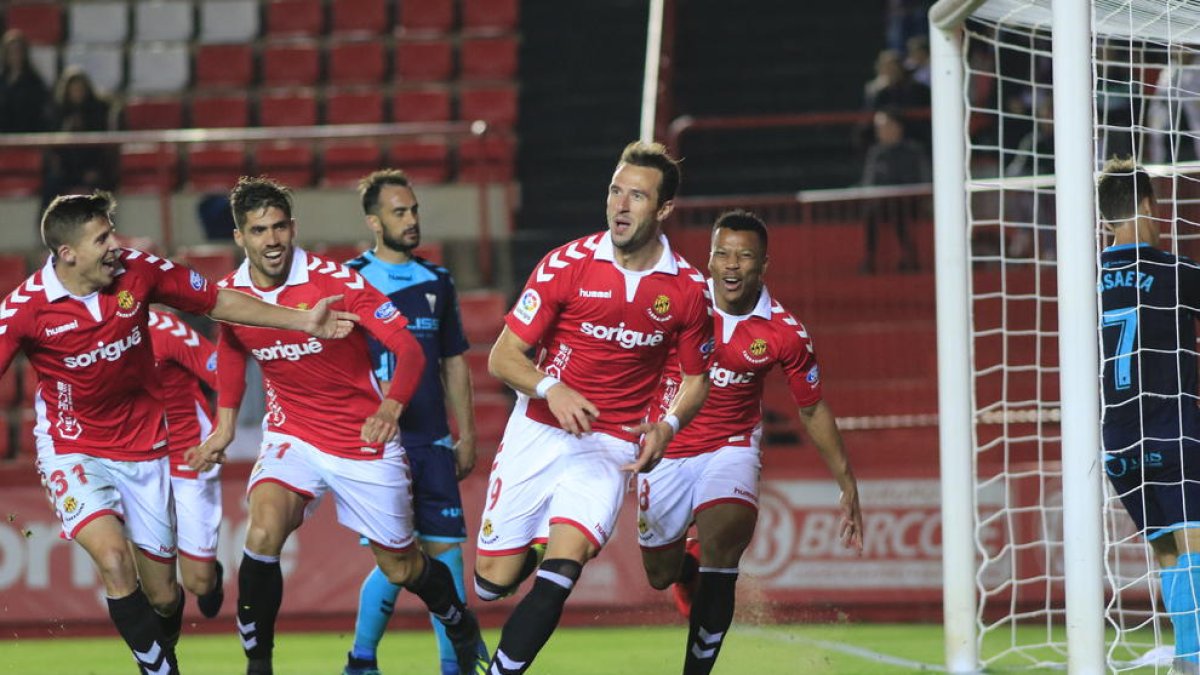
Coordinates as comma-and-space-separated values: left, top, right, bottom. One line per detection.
513, 289, 541, 325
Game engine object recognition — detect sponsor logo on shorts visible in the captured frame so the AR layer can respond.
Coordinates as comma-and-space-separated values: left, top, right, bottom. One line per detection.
710, 365, 754, 388
115, 290, 141, 318
189, 270, 206, 291
805, 365, 820, 386
480, 518, 498, 544
647, 294, 673, 321
251, 337, 324, 362
513, 289, 541, 325
580, 322, 665, 349
45, 320, 78, 336
374, 301, 400, 323
594, 523, 608, 541
733, 487, 757, 502
64, 327, 143, 369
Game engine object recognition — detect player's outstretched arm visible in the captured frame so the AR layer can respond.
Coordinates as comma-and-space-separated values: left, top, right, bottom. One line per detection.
186, 407, 238, 472
489, 326, 599, 436
210, 289, 361, 339
442, 354, 478, 480
799, 400, 863, 553
623, 370, 710, 473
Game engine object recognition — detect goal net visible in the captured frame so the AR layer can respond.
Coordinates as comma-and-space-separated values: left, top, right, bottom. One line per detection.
933, 0, 1200, 671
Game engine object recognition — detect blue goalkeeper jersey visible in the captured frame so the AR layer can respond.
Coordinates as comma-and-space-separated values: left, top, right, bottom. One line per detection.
1100, 243, 1200, 454
346, 250, 470, 447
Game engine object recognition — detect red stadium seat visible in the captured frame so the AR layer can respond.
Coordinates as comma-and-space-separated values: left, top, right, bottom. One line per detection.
391, 88, 452, 123
395, 39, 454, 82
123, 98, 184, 130
460, 36, 518, 80
259, 89, 318, 127
195, 44, 255, 89
177, 246, 237, 281
413, 242, 443, 264
458, 290, 507, 345
17, 406, 35, 461
462, 0, 519, 34
191, 93, 250, 128
459, 135, 515, 182
266, 0, 324, 37
313, 243, 367, 264
0, 363, 17, 410
188, 144, 248, 192
398, 0, 455, 35
326, 89, 384, 125
473, 393, 512, 444
0, 254, 28, 299
459, 85, 518, 126
328, 40, 387, 85
322, 142, 383, 187
262, 40, 321, 87
464, 348, 505, 393
6, 3, 64, 45
331, 0, 387, 36
0, 149, 42, 196
119, 144, 179, 193
387, 140, 449, 184
256, 142, 315, 187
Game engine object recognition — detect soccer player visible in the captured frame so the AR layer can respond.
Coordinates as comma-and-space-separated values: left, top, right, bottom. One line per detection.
1098, 158, 1200, 672
0, 191, 355, 675
638, 210, 863, 675
186, 177, 486, 675
340, 169, 486, 675
148, 308, 226, 618
475, 141, 714, 675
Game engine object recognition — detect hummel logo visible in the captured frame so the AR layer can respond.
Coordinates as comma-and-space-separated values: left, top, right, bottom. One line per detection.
45, 320, 78, 336
578, 289, 611, 299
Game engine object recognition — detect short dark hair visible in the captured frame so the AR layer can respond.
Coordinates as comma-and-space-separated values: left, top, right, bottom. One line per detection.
1097, 157, 1154, 223
358, 169, 412, 215
229, 176, 292, 228
712, 209, 768, 249
41, 191, 116, 253
618, 141, 682, 205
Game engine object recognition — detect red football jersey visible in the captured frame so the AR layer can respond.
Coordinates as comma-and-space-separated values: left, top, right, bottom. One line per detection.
654, 284, 822, 458
216, 248, 423, 459
505, 232, 713, 442
148, 309, 217, 477
0, 250, 219, 461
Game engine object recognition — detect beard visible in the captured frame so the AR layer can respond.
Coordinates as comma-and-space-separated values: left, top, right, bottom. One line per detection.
381, 229, 418, 254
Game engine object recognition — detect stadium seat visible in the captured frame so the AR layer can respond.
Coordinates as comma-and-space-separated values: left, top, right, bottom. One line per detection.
6, 3, 64, 45
463, 348, 504, 393
128, 42, 191, 94
326, 89, 385, 125
28, 45, 58, 87
195, 44, 255, 89
20, 362, 37, 406
473, 393, 512, 444
62, 44, 124, 94
460, 37, 518, 80
119, 143, 180, 193
459, 85, 518, 126
68, 1, 129, 44
190, 93, 251, 128
322, 142, 383, 187
0, 362, 18, 410
395, 39, 454, 82
413, 242, 443, 264
255, 142, 316, 187
133, 0, 194, 42
0, 149, 42, 197
391, 88, 452, 123
266, 0, 325, 38
331, 0, 387, 36
262, 41, 322, 87
187, 144, 248, 192
259, 89, 319, 126
328, 40, 387, 85
387, 140, 449, 184
0, 254, 28, 298
462, 0, 519, 34
458, 290, 507, 344
17, 406, 35, 461
177, 246, 237, 281
123, 98, 185, 130
398, 0, 455, 35
314, 243, 367, 263
458, 134, 515, 182
198, 0, 260, 44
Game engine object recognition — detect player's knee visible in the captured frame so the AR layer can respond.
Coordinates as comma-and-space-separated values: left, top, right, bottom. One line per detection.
700, 533, 750, 568
376, 546, 423, 586
181, 566, 217, 596
144, 578, 181, 614
644, 563, 676, 591
474, 570, 518, 602
243, 521, 287, 556
89, 543, 137, 587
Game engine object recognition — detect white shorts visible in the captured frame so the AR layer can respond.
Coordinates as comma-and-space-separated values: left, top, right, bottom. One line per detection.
248, 431, 416, 551
35, 452, 177, 561
637, 444, 761, 550
171, 471, 222, 561
477, 405, 638, 555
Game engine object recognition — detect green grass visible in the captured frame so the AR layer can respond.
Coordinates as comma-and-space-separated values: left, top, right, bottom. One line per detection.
0, 623, 1177, 674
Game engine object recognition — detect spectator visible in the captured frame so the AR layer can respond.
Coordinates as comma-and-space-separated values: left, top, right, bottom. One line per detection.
1145, 49, 1200, 164
863, 49, 930, 111
860, 108, 928, 274
1005, 96, 1056, 260
45, 67, 116, 201
886, 0, 933, 54
0, 29, 50, 133
906, 35, 931, 87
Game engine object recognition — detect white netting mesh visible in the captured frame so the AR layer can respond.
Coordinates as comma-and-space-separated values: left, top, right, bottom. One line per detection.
959, 1, 1200, 671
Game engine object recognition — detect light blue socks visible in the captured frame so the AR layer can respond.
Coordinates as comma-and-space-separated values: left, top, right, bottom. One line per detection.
1164, 552, 1200, 664
350, 565, 400, 662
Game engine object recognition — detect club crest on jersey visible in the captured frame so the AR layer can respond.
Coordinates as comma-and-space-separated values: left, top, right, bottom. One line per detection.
374, 301, 400, 323
189, 269, 206, 291
115, 290, 141, 318
513, 289, 541, 325
647, 294, 673, 321
742, 338, 771, 364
